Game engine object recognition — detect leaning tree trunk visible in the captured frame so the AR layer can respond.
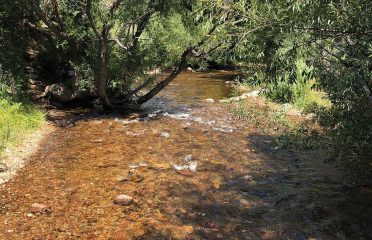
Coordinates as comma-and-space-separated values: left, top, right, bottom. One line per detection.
97, 40, 112, 108
137, 48, 192, 104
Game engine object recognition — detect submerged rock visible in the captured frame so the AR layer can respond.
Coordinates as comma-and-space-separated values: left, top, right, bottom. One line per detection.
30, 203, 50, 214
182, 122, 192, 129
213, 127, 234, 133
205, 98, 215, 103
116, 175, 129, 182
172, 161, 198, 172
186, 67, 195, 72
128, 113, 140, 120
0, 163, 8, 173
160, 132, 170, 138
113, 194, 133, 206
176, 170, 195, 177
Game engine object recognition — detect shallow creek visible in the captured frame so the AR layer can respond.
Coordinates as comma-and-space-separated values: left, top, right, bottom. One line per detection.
0, 71, 371, 239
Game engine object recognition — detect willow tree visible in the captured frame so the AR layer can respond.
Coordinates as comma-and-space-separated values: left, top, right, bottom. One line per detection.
23, 0, 237, 108
218, 0, 372, 169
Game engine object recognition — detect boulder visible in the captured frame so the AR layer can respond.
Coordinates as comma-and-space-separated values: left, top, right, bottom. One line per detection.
45, 83, 74, 103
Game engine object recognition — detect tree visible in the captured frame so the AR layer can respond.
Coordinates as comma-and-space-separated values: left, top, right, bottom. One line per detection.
23, 0, 235, 108
0, 0, 29, 99
220, 0, 372, 167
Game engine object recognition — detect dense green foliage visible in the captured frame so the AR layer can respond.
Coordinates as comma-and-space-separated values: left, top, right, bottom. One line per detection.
0, 65, 44, 157
0, 2, 44, 156
223, 0, 371, 167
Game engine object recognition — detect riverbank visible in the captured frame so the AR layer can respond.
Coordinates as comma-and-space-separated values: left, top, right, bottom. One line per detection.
0, 100, 45, 156
0, 100, 46, 182
0, 122, 54, 185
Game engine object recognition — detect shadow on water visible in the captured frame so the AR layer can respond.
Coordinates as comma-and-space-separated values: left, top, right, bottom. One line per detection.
135, 133, 372, 239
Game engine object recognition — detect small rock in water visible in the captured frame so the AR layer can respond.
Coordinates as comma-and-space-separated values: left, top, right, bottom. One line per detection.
186, 67, 194, 72
113, 194, 133, 206
241, 175, 254, 181
182, 122, 192, 129
184, 155, 192, 162
160, 132, 170, 138
128, 113, 140, 120
213, 127, 234, 133
172, 161, 198, 172
30, 203, 51, 214
128, 171, 144, 183
116, 175, 129, 182
93, 139, 103, 143
117, 169, 144, 183
128, 162, 149, 169
0, 163, 8, 173
176, 170, 195, 177
204, 98, 215, 103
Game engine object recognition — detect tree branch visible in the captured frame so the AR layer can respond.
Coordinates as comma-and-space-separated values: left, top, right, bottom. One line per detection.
51, 0, 63, 30
128, 0, 155, 52
110, 0, 123, 16
137, 48, 193, 104
85, 0, 101, 39
27, 0, 70, 40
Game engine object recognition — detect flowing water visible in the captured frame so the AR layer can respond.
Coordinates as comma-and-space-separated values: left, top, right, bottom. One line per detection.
1, 71, 371, 239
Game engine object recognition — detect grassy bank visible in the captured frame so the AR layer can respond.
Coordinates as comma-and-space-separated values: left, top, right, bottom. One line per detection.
229, 76, 332, 149
0, 99, 44, 158
235, 78, 331, 111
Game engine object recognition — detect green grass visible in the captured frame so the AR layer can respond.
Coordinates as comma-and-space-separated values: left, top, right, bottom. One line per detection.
0, 99, 45, 158
235, 77, 331, 112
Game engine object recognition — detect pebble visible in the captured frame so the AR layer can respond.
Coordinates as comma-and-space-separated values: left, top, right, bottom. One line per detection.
205, 98, 215, 103
113, 194, 133, 206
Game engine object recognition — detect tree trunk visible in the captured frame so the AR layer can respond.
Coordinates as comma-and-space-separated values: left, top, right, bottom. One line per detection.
97, 40, 112, 108
137, 48, 191, 104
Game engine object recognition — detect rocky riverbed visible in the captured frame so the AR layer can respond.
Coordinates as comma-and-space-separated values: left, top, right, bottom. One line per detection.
0, 71, 371, 239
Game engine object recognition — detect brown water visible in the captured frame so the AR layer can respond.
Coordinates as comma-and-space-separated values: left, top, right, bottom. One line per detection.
1, 71, 371, 239
143, 71, 235, 112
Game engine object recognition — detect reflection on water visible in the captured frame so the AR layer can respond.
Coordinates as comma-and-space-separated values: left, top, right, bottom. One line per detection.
145, 71, 236, 111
